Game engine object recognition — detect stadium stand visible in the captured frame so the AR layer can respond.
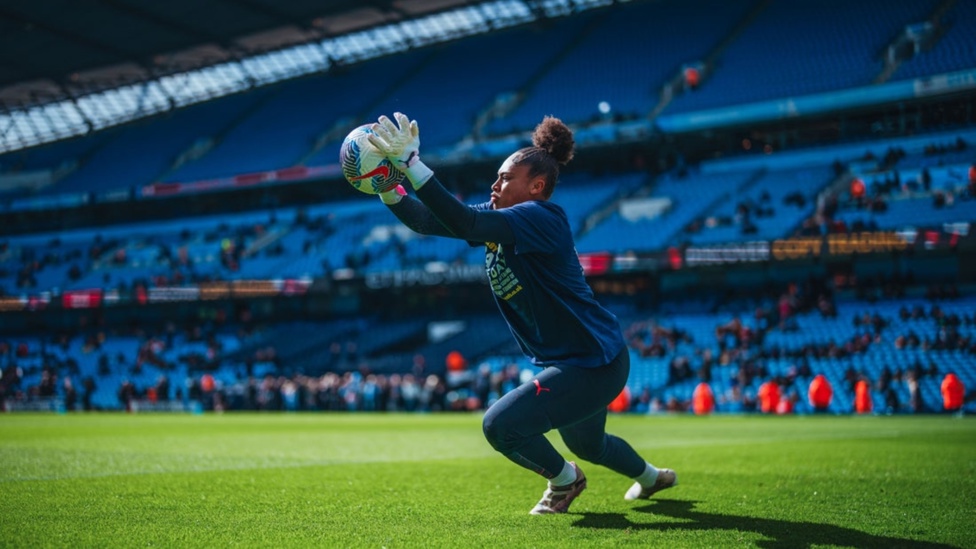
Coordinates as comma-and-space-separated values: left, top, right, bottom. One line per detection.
890, 0, 976, 81
2, 0, 975, 416
358, 16, 594, 153
166, 51, 432, 181
483, 0, 757, 135
664, 0, 943, 114
53, 92, 276, 195
681, 166, 832, 245
577, 168, 756, 253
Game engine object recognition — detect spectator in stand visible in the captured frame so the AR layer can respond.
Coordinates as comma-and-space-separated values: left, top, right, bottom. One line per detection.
849, 177, 866, 208
118, 379, 136, 412
941, 373, 964, 413
81, 376, 97, 411
200, 373, 216, 410
854, 378, 872, 414
683, 66, 700, 90
757, 378, 780, 414
38, 368, 57, 398
667, 356, 693, 385
968, 163, 976, 198
697, 349, 714, 382
692, 382, 715, 415
906, 369, 922, 413
608, 386, 631, 413
808, 374, 833, 413
155, 376, 170, 402
775, 393, 794, 415
62, 377, 77, 411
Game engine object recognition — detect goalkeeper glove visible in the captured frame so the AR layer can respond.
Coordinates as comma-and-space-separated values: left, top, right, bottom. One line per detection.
367, 112, 434, 190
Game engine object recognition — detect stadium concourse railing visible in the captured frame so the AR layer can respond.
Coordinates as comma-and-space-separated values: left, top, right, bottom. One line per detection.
2, 397, 65, 413
656, 67, 976, 133
2, 397, 192, 413
0, 227, 969, 315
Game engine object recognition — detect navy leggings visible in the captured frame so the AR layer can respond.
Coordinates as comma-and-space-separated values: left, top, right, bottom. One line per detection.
482, 350, 646, 480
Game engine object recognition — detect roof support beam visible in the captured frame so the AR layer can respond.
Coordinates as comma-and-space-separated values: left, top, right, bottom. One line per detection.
0, 6, 144, 72
99, 0, 241, 53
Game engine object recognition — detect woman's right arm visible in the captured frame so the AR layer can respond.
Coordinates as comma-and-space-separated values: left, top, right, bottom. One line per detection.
385, 194, 457, 238
384, 177, 515, 244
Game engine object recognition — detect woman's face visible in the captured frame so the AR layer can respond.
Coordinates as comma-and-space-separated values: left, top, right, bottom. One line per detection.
490, 153, 545, 210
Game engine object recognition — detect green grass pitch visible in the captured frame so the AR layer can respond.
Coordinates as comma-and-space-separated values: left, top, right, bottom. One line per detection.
1, 413, 973, 548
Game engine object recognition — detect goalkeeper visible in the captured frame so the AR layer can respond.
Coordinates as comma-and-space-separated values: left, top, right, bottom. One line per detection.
369, 112, 677, 515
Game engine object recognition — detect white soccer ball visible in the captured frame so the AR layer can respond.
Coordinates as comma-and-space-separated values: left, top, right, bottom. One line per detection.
339, 124, 406, 195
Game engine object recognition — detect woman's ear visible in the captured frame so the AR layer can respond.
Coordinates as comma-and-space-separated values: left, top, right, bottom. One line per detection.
529, 177, 547, 197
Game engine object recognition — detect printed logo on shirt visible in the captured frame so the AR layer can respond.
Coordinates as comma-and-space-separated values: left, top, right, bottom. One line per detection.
533, 379, 550, 396
485, 242, 523, 301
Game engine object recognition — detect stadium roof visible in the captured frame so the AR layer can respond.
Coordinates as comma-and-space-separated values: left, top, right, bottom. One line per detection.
1, 0, 618, 153
0, 0, 480, 108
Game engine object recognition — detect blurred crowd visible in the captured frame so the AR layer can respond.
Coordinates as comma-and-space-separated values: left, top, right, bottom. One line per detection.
0, 209, 340, 297
2, 274, 973, 415
800, 138, 976, 237
619, 277, 973, 415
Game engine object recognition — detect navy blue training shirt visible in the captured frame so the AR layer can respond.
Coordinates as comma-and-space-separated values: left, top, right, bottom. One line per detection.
471, 199, 625, 368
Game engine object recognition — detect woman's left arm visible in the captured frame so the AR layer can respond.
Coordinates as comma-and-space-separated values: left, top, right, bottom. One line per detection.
414, 178, 515, 244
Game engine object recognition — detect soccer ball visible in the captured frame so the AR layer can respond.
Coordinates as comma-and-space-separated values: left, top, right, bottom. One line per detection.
339, 124, 406, 195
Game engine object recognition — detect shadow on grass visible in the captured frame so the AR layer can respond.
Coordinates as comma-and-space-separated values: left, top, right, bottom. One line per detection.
573, 499, 960, 549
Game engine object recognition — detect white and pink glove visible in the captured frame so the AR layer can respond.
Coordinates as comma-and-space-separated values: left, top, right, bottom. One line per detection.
368, 112, 434, 191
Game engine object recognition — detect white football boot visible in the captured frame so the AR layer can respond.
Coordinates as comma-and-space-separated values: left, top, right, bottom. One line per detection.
624, 468, 678, 500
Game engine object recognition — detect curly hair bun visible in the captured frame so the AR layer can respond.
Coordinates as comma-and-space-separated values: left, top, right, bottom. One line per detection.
532, 116, 575, 165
